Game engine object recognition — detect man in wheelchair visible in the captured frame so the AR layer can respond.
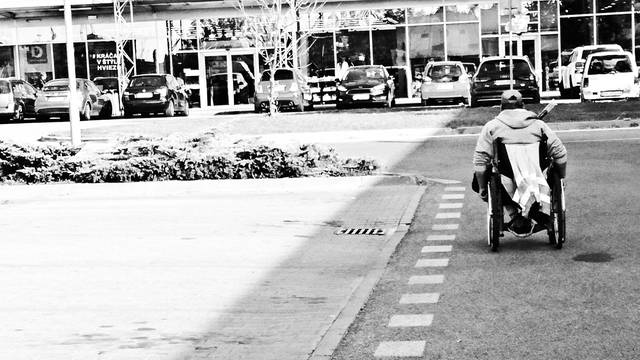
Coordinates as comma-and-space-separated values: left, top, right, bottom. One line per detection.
473, 90, 567, 236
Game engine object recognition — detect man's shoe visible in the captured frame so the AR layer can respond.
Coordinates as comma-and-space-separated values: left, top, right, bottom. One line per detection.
508, 214, 533, 235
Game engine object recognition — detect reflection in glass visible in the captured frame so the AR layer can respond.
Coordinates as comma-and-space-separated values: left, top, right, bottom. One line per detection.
480, 4, 499, 35
306, 33, 334, 77
87, 42, 118, 79
206, 55, 228, 106
596, 0, 630, 13
372, 28, 407, 97
53, 43, 88, 79
540, 0, 558, 31
597, 14, 632, 51
409, 25, 444, 80
18, 44, 53, 89
172, 53, 200, 107
445, 4, 479, 22
335, 30, 370, 68
0, 47, 15, 78
446, 23, 480, 64
482, 38, 499, 57
231, 54, 255, 105
169, 20, 198, 51
368, 8, 406, 25
407, 6, 443, 24
541, 34, 559, 91
560, 0, 593, 15
560, 17, 593, 51
199, 18, 251, 50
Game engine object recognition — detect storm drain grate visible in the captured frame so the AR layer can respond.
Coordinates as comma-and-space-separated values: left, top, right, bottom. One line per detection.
335, 228, 385, 236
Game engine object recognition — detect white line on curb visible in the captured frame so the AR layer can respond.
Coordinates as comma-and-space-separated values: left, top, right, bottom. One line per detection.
415, 258, 449, 267
439, 202, 463, 209
435, 212, 461, 219
422, 245, 452, 253
427, 234, 456, 241
432, 224, 459, 231
374, 341, 426, 357
399, 292, 440, 304
388, 314, 434, 327
408, 274, 445, 285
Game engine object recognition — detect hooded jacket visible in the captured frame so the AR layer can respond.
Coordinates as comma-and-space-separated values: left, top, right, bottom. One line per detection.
473, 108, 567, 172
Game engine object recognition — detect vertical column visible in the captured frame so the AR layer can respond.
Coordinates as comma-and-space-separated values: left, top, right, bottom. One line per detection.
64, 0, 81, 146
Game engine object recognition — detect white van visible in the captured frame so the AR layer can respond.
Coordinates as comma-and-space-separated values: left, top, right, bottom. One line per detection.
580, 51, 639, 102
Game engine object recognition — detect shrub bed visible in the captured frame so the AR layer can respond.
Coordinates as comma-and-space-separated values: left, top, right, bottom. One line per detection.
0, 133, 377, 184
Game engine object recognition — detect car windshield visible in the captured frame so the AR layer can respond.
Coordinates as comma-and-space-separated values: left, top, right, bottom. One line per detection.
581, 47, 620, 60
0, 81, 10, 94
427, 65, 462, 82
476, 60, 532, 80
587, 55, 633, 75
130, 76, 165, 87
260, 70, 294, 81
43, 80, 80, 91
94, 78, 118, 90
463, 64, 476, 74
344, 68, 385, 82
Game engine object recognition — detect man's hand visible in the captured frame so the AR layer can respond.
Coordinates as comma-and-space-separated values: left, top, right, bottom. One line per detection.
475, 169, 490, 202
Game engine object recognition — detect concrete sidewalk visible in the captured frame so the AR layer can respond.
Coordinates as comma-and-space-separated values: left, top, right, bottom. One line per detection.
0, 176, 426, 360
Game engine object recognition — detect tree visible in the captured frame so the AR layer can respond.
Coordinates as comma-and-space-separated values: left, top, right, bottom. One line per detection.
236, 0, 323, 116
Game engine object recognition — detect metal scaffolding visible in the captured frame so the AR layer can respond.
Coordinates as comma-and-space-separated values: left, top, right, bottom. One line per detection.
113, 0, 136, 97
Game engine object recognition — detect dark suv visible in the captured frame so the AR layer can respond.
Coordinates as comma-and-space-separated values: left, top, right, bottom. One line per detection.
470, 56, 540, 107
122, 74, 189, 117
336, 65, 395, 109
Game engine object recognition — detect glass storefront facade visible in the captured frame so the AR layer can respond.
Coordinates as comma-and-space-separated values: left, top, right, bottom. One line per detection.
2, 0, 640, 103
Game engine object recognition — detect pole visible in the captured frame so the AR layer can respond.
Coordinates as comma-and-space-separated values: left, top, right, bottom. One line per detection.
64, 0, 81, 146
508, 0, 514, 90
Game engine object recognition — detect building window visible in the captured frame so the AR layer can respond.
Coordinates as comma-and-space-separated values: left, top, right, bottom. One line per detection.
409, 25, 444, 79
407, 6, 444, 24
199, 18, 251, 50
53, 43, 88, 79
597, 14, 632, 51
368, 8, 406, 25
0, 46, 15, 78
560, 16, 593, 51
18, 44, 53, 89
560, 0, 593, 15
306, 33, 335, 76
134, 21, 168, 74
445, 5, 480, 22
447, 23, 480, 64
169, 20, 198, 51
481, 4, 499, 35
540, 0, 558, 31
596, 0, 631, 13
372, 27, 408, 97
482, 37, 499, 57
541, 34, 559, 91
335, 30, 370, 66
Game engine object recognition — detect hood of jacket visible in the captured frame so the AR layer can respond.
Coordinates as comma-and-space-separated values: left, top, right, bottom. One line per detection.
495, 109, 538, 129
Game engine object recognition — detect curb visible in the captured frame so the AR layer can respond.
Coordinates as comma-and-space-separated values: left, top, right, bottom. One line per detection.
308, 185, 428, 360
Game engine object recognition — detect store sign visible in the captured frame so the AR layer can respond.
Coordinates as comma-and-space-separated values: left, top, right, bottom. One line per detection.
91, 51, 117, 72
26, 45, 48, 64
89, 42, 118, 77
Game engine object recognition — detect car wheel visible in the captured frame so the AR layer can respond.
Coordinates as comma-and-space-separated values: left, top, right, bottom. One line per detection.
164, 100, 175, 117
13, 104, 24, 121
80, 103, 91, 121
470, 96, 479, 108
99, 102, 112, 119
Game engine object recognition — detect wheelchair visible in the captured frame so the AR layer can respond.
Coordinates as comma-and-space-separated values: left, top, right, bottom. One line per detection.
485, 136, 566, 252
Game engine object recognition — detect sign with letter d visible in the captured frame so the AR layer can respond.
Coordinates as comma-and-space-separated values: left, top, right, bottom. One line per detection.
27, 45, 48, 64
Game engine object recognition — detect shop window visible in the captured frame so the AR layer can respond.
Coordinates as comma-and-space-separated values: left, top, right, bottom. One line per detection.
446, 5, 480, 22
560, 17, 593, 51
307, 33, 335, 76
134, 21, 169, 75
199, 18, 251, 50
335, 30, 370, 71
87, 42, 119, 79
540, 0, 558, 31
407, 6, 444, 24
597, 14, 632, 51
409, 25, 444, 80
169, 20, 198, 51
18, 44, 53, 89
369, 8, 406, 25
597, 0, 631, 13
172, 53, 200, 107
635, 14, 640, 64
560, 0, 593, 15
482, 37, 499, 57
0, 46, 15, 78
447, 23, 480, 64
541, 34, 559, 91
372, 28, 408, 97
53, 43, 88, 79
480, 4, 499, 35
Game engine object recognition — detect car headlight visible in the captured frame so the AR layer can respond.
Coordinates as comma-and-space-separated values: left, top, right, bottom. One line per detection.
371, 84, 386, 95
123, 91, 131, 96
337, 85, 347, 92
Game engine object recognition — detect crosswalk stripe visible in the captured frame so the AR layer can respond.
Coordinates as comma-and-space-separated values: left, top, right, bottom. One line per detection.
432, 224, 459, 231
435, 212, 461, 219
399, 292, 440, 304
408, 274, 445, 285
374, 341, 426, 357
422, 245, 452, 253
388, 314, 434, 327
426, 234, 456, 241
415, 258, 449, 267
442, 193, 465, 200
439, 202, 463, 209
444, 186, 466, 192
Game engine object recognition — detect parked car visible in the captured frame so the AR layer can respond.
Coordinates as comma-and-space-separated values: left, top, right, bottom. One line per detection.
420, 61, 471, 106
254, 68, 313, 112
462, 62, 477, 77
470, 56, 540, 107
559, 44, 623, 98
336, 65, 395, 108
580, 51, 639, 102
122, 74, 190, 117
34, 78, 112, 121
93, 76, 123, 117
0, 78, 38, 121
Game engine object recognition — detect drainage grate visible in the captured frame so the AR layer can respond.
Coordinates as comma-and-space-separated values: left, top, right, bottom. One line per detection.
335, 228, 385, 236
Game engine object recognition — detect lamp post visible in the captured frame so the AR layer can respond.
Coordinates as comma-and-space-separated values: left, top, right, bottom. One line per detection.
64, 0, 81, 146
508, 0, 514, 90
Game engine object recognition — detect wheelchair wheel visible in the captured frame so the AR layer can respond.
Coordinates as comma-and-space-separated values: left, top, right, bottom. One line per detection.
487, 177, 502, 252
548, 177, 566, 249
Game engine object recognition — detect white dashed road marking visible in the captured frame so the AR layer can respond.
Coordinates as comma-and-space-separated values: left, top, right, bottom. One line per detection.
432, 224, 459, 231
374, 341, 426, 357
415, 258, 449, 267
408, 274, 445, 285
435, 212, 461, 219
399, 292, 440, 304
442, 193, 465, 200
388, 314, 434, 327
421, 245, 453, 253
439, 202, 463, 209
426, 234, 456, 241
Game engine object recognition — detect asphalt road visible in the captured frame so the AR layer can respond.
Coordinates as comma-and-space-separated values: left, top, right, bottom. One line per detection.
331, 128, 640, 360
